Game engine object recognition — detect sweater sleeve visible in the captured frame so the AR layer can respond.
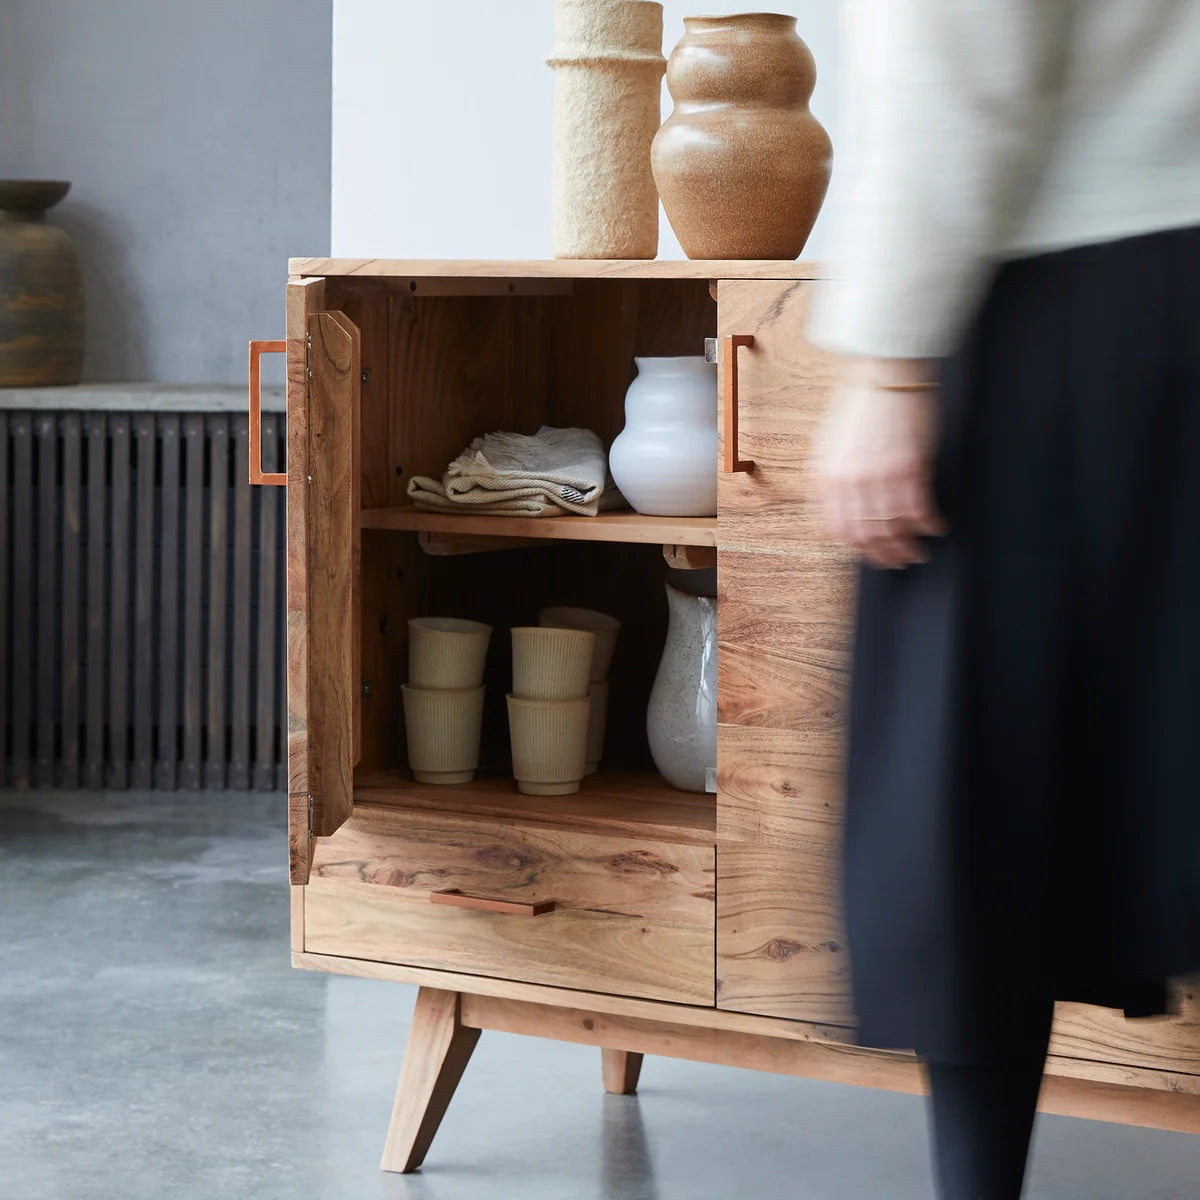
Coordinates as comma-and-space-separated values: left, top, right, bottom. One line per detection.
808, 0, 1074, 359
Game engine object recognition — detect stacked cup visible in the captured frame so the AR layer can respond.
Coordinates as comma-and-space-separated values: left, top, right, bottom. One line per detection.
402, 617, 492, 785
539, 607, 621, 775
507, 626, 596, 795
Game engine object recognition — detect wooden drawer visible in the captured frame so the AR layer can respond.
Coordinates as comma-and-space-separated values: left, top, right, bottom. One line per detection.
303, 806, 716, 1005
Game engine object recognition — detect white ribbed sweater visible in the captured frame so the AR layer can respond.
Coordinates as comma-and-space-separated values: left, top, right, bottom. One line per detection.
808, 0, 1200, 359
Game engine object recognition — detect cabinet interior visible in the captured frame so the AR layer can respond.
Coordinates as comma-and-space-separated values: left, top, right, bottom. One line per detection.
326, 277, 718, 834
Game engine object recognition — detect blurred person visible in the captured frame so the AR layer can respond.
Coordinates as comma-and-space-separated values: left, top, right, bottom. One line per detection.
809, 2, 1200, 1197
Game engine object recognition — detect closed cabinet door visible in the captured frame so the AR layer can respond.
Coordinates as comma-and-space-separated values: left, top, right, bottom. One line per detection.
715, 279, 856, 1027
286, 278, 363, 884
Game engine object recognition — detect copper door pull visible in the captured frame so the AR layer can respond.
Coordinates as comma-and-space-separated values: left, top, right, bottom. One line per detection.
248, 339, 286, 486
723, 333, 756, 474
430, 889, 557, 917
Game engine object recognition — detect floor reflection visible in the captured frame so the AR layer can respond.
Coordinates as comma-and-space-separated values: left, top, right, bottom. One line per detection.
600, 1090, 660, 1200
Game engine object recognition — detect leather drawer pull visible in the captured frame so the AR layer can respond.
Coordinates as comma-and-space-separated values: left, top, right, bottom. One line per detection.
430, 889, 556, 917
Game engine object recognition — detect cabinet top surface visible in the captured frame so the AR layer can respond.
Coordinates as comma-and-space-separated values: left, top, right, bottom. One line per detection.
289, 257, 822, 281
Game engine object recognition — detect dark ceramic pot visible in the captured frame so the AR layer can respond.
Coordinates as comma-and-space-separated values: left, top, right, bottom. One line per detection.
0, 180, 85, 385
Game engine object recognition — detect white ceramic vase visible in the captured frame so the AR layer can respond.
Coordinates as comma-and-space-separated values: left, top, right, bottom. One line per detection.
647, 581, 717, 793
608, 356, 718, 516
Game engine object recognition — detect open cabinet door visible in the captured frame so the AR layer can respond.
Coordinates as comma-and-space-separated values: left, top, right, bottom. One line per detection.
286, 278, 362, 884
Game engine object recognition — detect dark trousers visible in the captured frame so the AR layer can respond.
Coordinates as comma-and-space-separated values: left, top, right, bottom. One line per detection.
926, 998, 1055, 1200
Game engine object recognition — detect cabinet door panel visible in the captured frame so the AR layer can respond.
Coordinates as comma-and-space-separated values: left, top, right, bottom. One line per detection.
716, 550, 854, 1024
286, 279, 362, 883
716, 277, 854, 1022
717, 724, 841, 848
718, 548, 853, 730
717, 842, 852, 1026
716, 279, 836, 554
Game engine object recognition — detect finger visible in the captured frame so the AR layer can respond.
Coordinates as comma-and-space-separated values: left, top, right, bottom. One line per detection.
864, 533, 929, 570
893, 470, 948, 538
843, 471, 874, 556
863, 473, 930, 569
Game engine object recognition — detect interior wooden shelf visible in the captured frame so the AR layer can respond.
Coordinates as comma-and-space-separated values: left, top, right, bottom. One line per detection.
354, 769, 717, 846
291, 256, 821, 282
360, 505, 717, 547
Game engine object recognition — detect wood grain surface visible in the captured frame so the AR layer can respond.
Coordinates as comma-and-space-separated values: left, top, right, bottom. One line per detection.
460, 994, 912, 1089
360, 506, 717, 547
717, 842, 852, 1026
717, 549, 854, 732
602, 1048, 644, 1094
290, 947, 1200, 1100
460, 995, 1200, 1133
712, 280, 856, 1028
716, 279, 838, 554
716, 724, 842, 847
305, 811, 715, 1004
303, 309, 362, 838
351, 776, 715, 845
292, 257, 821, 282
380, 988, 481, 1173
286, 278, 323, 880
1052, 987, 1200, 1076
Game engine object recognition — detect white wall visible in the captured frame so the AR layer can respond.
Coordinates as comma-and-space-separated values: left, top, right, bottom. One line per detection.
0, 0, 332, 383
332, 0, 838, 260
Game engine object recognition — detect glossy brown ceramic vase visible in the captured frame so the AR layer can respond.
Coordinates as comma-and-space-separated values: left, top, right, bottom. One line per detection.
0, 180, 84, 385
652, 13, 832, 260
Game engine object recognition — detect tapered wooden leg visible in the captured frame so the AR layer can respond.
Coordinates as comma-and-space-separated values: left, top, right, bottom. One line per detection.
380, 987, 481, 1173
602, 1048, 644, 1095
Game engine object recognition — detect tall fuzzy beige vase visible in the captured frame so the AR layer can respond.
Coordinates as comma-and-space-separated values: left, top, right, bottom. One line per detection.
548, 0, 665, 259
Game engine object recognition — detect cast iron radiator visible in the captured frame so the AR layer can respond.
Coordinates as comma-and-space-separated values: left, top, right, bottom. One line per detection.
0, 408, 286, 791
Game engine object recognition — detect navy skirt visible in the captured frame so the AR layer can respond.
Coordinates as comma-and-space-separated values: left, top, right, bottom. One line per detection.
845, 225, 1200, 1061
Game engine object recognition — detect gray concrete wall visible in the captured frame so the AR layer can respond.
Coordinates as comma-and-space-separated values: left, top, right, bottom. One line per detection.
0, 0, 331, 384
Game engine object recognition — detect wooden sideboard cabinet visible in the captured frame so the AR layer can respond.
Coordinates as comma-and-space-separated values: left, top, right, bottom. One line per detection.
253, 258, 1200, 1174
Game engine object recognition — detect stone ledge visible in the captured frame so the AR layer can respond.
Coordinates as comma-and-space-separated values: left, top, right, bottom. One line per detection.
0, 383, 286, 413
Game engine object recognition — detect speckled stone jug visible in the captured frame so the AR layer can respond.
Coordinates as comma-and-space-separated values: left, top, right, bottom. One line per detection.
0, 181, 84, 385
652, 13, 832, 260
647, 580, 717, 793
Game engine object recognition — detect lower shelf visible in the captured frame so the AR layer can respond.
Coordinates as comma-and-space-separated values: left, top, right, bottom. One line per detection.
354, 768, 716, 846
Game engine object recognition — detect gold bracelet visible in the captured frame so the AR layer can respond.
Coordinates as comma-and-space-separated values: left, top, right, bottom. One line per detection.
870, 381, 939, 393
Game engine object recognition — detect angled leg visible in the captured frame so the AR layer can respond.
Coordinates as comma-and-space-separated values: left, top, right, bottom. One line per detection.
381, 988, 481, 1173
602, 1048, 644, 1095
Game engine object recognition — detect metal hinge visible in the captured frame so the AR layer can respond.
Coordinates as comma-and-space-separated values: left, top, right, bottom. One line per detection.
307, 794, 314, 842
704, 337, 719, 364
305, 331, 313, 487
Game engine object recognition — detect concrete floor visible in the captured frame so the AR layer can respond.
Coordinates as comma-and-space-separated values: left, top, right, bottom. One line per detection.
2, 793, 1198, 1200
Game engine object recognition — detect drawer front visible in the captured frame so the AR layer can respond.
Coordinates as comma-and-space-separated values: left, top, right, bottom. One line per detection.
304, 808, 715, 1005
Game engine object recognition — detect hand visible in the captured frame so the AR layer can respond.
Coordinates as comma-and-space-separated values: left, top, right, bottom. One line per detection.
812, 370, 947, 569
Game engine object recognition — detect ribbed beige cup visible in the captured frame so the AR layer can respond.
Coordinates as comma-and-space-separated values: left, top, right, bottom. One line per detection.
511, 626, 594, 701
408, 617, 492, 689
402, 684, 485, 785
507, 694, 590, 795
585, 679, 610, 775
539, 606, 621, 682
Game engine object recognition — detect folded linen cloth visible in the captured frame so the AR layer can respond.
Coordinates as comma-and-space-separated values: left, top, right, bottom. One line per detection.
408, 426, 615, 517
